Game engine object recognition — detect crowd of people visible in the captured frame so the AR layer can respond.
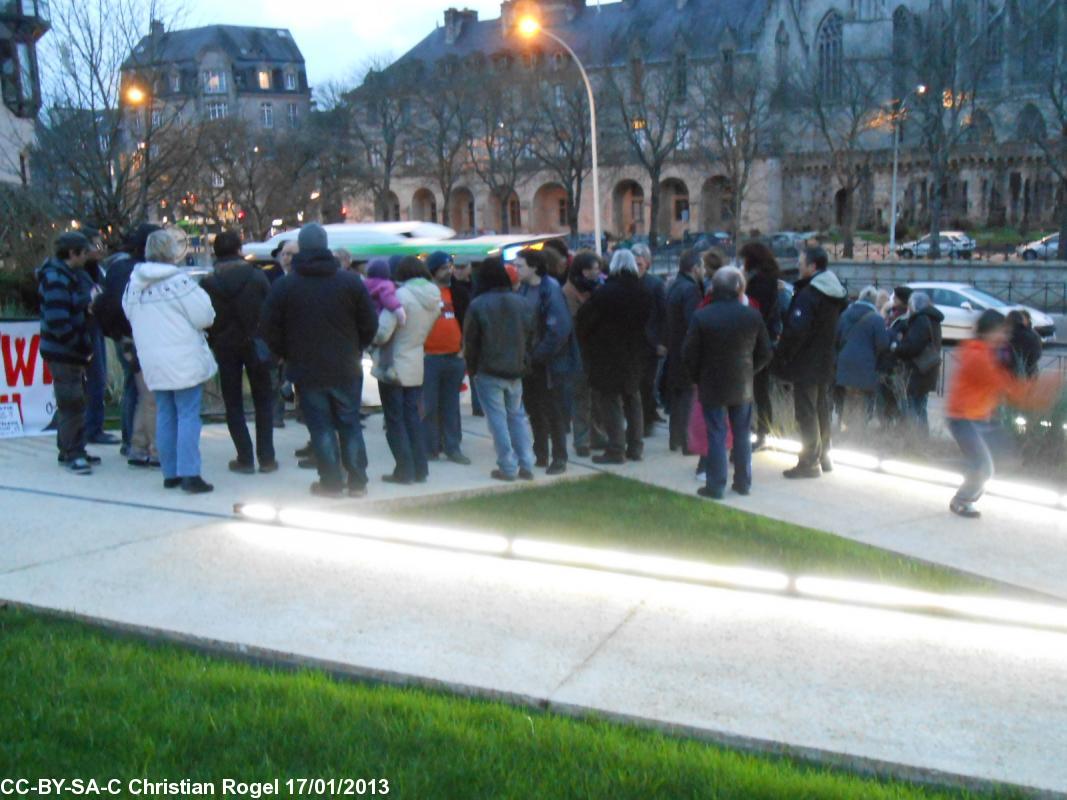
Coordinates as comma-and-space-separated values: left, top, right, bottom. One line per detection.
36, 223, 1060, 516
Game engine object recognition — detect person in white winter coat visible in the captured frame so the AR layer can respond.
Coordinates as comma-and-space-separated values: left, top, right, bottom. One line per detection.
372, 256, 441, 484
123, 230, 217, 493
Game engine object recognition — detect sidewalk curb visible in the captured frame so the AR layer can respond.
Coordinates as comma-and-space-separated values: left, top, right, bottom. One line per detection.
5, 600, 1062, 800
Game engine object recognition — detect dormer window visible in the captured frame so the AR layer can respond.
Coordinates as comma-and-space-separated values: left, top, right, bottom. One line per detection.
202, 69, 227, 94
258, 69, 271, 90
170, 72, 181, 93
285, 71, 297, 90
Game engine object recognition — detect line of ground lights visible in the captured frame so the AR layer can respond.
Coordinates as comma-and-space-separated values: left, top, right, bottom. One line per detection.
234, 489, 1067, 636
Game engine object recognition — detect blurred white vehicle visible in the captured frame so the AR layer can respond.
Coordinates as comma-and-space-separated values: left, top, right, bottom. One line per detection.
907, 281, 1056, 342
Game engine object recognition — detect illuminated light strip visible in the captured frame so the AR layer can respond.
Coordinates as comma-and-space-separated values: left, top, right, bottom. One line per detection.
764, 439, 1062, 508
511, 538, 790, 592
233, 504, 1067, 634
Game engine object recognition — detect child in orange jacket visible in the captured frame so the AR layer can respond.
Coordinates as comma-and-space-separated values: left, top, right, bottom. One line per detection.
945, 309, 1059, 518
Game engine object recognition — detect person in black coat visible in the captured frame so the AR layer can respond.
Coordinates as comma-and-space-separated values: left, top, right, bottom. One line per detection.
201, 230, 276, 473
683, 266, 772, 499
774, 246, 848, 478
261, 224, 378, 497
891, 292, 944, 435
664, 248, 707, 452
740, 241, 781, 448
633, 243, 667, 431
1006, 309, 1042, 378
576, 250, 652, 464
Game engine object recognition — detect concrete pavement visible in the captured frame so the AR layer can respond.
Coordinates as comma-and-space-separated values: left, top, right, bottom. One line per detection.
4, 414, 1067, 795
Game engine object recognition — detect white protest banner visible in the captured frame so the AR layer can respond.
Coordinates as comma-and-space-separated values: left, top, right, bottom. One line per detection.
1, 320, 57, 436
0, 402, 24, 438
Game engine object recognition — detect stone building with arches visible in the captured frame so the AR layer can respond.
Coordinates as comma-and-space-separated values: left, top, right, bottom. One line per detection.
354, 0, 1064, 241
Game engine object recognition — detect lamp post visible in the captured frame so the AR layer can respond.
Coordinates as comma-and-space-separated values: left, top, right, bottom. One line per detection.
889, 84, 926, 257
518, 16, 602, 256
125, 84, 152, 221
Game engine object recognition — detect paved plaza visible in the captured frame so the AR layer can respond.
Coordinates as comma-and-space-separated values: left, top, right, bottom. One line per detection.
3, 413, 1067, 796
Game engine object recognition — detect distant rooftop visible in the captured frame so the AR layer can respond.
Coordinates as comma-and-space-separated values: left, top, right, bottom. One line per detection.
123, 23, 305, 70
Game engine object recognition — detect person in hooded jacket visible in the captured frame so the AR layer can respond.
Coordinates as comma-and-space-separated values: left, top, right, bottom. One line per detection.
835, 285, 890, 431
123, 230, 217, 493
1006, 309, 1042, 378
261, 224, 378, 498
890, 291, 944, 435
774, 246, 848, 478
201, 230, 276, 474
373, 256, 441, 485
576, 250, 653, 464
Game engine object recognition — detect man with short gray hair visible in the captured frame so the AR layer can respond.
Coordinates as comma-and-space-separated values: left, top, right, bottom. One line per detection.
632, 242, 667, 433
682, 265, 771, 499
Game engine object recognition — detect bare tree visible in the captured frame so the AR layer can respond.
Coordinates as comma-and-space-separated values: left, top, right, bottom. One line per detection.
692, 57, 773, 247
899, 3, 999, 258
528, 69, 591, 236
792, 57, 887, 258
409, 67, 469, 227
465, 71, 538, 234
32, 0, 196, 238
604, 54, 688, 247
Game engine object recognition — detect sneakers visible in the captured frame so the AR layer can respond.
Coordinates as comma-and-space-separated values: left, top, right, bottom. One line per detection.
180, 476, 214, 494
228, 460, 256, 475
65, 457, 92, 475
445, 452, 472, 466
310, 481, 345, 498
783, 464, 822, 479
60, 453, 100, 465
546, 460, 567, 475
950, 500, 981, 519
697, 486, 724, 500
490, 469, 516, 482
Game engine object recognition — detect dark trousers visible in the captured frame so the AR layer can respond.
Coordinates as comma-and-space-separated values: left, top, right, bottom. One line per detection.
48, 361, 87, 460
704, 403, 753, 492
217, 346, 276, 466
422, 353, 465, 457
523, 366, 570, 464
794, 381, 832, 467
667, 386, 694, 451
84, 328, 108, 440
594, 388, 643, 460
113, 341, 138, 448
640, 349, 661, 427
380, 383, 428, 483
908, 392, 930, 436
753, 369, 773, 437
299, 378, 368, 490
948, 418, 995, 504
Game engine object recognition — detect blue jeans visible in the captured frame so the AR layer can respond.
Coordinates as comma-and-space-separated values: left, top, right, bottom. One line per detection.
155, 385, 204, 479
113, 343, 138, 448
84, 328, 108, 439
474, 373, 534, 477
947, 418, 995, 504
299, 378, 368, 490
379, 383, 427, 483
703, 403, 753, 493
422, 353, 465, 457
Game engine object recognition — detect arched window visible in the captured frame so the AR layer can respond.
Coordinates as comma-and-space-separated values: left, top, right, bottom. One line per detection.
960, 109, 996, 145
816, 11, 843, 100
775, 22, 790, 86
1016, 104, 1046, 143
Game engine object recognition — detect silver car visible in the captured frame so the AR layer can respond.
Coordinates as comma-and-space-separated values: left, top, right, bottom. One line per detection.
896, 232, 976, 259
1017, 234, 1061, 261
907, 282, 1056, 342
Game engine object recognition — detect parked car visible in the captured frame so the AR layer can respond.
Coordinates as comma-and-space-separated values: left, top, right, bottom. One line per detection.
243, 221, 457, 259
685, 231, 733, 253
907, 281, 1056, 342
1017, 234, 1061, 261
896, 232, 976, 259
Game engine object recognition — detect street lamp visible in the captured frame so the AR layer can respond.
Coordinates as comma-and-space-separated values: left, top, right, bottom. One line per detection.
125, 85, 147, 105
888, 84, 927, 256
518, 15, 602, 256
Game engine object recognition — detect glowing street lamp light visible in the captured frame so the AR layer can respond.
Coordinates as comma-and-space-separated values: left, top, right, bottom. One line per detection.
126, 86, 147, 105
518, 15, 602, 256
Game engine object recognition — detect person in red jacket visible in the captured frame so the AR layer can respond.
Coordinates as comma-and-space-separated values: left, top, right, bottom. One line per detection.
945, 309, 1059, 518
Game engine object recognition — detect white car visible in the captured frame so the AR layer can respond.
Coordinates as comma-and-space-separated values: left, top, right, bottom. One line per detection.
1017, 234, 1061, 261
243, 221, 457, 259
907, 282, 1056, 343
896, 232, 976, 259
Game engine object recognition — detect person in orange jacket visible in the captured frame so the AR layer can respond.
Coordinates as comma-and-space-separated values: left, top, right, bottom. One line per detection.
945, 309, 1060, 518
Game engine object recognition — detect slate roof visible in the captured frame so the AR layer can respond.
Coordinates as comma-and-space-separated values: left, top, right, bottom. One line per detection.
123, 25, 305, 70
396, 0, 772, 70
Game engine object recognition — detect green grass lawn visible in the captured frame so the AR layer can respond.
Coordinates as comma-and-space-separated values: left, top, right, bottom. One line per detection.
0, 607, 1016, 800
392, 475, 1000, 595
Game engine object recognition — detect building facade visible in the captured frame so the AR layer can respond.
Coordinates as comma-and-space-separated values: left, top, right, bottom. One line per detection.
0, 0, 49, 185
360, 0, 1064, 241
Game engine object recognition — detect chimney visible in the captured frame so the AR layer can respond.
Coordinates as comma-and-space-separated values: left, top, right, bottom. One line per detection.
444, 8, 478, 45
149, 19, 164, 37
